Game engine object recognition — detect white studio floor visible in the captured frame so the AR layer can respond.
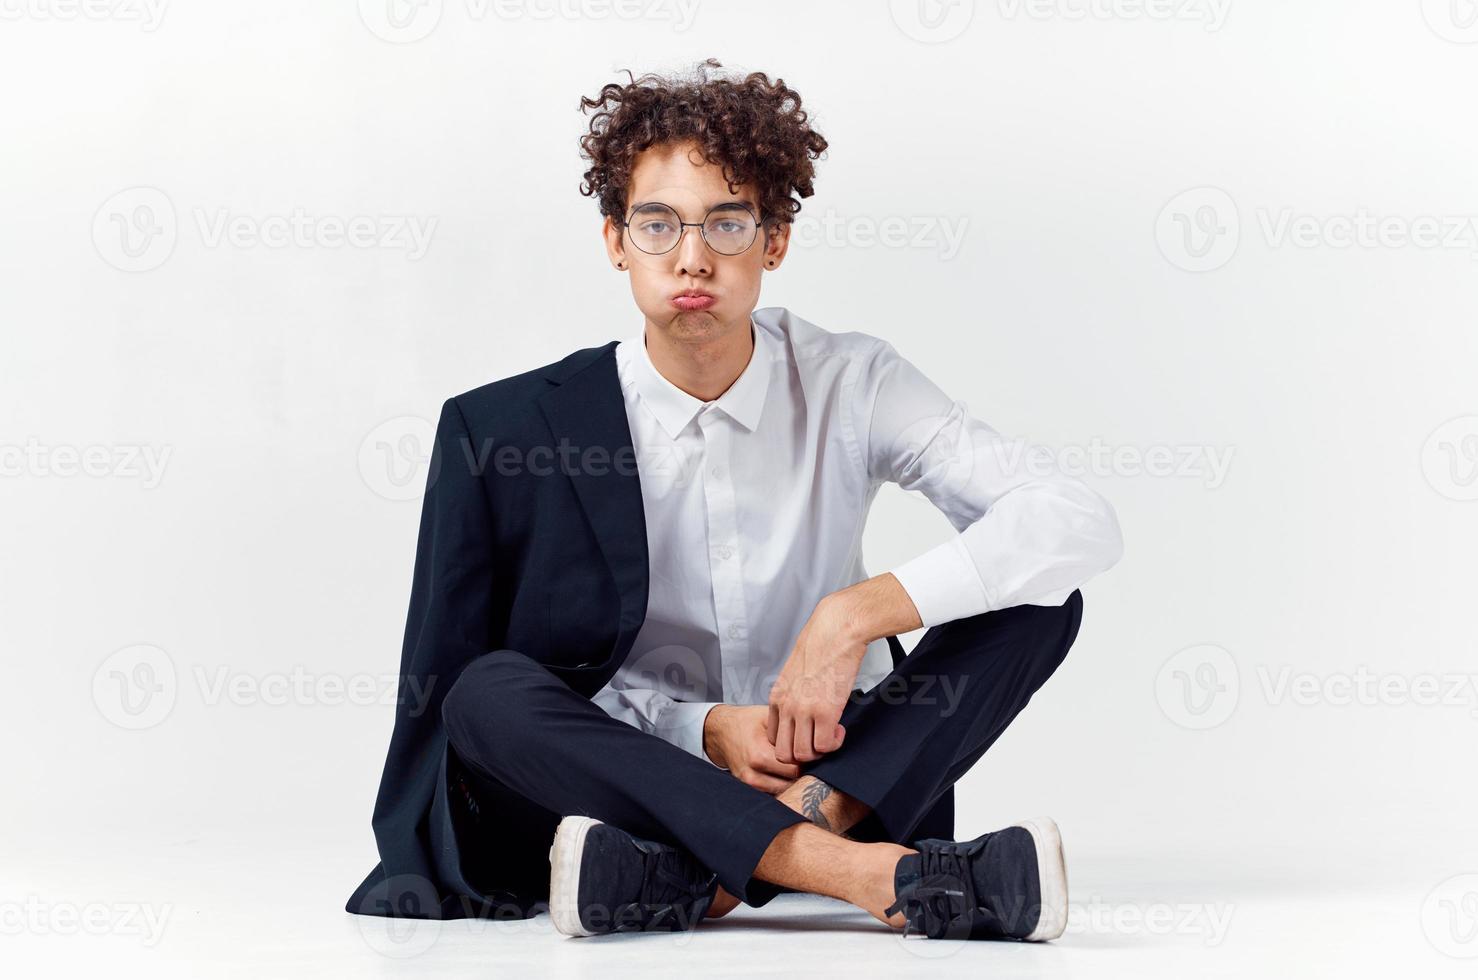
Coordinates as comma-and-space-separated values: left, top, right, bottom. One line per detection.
5, 828, 1473, 979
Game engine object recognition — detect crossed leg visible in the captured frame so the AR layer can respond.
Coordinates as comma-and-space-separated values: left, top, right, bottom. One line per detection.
704, 591, 1085, 920
440, 591, 1084, 924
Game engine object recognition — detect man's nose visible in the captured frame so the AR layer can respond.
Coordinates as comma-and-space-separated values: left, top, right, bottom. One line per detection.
672, 225, 712, 277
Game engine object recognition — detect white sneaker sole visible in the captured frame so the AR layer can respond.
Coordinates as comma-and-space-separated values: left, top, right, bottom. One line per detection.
1013, 816, 1068, 942
548, 815, 601, 938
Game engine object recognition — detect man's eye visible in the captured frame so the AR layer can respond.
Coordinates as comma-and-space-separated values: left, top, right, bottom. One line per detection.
713, 220, 743, 233
641, 221, 672, 234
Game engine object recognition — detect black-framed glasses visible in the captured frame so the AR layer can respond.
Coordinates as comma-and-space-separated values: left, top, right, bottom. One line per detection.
622, 201, 760, 256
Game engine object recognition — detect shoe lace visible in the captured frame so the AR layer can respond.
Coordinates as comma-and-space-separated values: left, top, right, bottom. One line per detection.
884, 837, 988, 940
623, 842, 718, 931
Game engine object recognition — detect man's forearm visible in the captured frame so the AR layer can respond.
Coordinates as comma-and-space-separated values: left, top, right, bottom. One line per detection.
767, 573, 926, 764
821, 573, 924, 647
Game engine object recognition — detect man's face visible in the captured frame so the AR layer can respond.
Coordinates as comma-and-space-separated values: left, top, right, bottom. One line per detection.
605, 141, 789, 348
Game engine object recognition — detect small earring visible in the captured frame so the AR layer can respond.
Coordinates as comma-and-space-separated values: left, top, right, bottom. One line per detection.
616, 262, 625, 269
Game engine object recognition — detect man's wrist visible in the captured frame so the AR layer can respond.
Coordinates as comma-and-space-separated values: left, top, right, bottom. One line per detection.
826, 573, 924, 645
702, 703, 731, 768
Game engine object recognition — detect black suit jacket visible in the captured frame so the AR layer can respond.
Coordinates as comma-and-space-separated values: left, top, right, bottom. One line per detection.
346, 340, 949, 920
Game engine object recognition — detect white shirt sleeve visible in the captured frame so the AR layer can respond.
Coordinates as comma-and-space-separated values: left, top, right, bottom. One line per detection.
856, 340, 1125, 626
588, 683, 725, 766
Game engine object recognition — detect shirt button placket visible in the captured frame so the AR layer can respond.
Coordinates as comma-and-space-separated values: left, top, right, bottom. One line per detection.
699, 411, 747, 679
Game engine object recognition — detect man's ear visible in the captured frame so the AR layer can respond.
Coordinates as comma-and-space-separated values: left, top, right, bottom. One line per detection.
603, 215, 627, 269
762, 220, 791, 270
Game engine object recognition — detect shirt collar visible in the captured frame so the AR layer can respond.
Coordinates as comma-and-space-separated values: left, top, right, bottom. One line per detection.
629, 319, 773, 439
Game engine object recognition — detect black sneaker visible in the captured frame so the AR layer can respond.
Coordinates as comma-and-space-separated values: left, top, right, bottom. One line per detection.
886, 816, 1068, 941
548, 816, 719, 936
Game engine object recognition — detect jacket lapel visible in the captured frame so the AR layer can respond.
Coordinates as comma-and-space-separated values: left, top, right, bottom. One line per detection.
536, 343, 649, 664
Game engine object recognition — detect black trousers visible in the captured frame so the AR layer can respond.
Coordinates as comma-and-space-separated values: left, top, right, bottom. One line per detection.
440, 590, 1084, 906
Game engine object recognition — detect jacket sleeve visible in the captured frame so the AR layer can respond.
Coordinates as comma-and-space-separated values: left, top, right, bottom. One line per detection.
364, 396, 498, 898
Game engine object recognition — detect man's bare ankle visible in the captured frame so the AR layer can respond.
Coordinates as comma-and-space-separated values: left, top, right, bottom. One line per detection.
779, 775, 869, 836
706, 885, 741, 919
855, 842, 914, 927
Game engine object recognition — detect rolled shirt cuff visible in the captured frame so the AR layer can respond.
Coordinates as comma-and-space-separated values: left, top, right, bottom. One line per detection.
655, 700, 725, 766
887, 535, 994, 628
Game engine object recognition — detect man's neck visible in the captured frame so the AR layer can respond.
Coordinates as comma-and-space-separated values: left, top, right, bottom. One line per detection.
643, 317, 755, 402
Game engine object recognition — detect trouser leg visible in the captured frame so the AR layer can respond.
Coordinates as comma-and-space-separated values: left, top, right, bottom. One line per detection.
806, 590, 1085, 844
440, 649, 805, 905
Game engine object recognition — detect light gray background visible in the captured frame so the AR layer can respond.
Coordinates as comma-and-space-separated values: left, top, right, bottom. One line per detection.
3, 1, 1476, 976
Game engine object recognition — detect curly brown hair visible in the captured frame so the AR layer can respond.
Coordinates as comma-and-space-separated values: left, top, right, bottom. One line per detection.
578, 59, 828, 233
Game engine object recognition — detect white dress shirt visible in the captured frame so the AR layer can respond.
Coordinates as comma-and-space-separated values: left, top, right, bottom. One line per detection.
590, 306, 1123, 764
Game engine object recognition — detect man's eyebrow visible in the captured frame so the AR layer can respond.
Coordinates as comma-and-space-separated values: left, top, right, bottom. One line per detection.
628, 198, 758, 211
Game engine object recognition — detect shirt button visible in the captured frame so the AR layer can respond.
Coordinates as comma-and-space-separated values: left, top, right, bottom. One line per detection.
727, 623, 743, 639
717, 545, 733, 560
710, 465, 725, 480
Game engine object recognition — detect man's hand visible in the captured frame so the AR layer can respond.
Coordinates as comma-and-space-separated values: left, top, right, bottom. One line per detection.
767, 574, 924, 764
703, 704, 801, 794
